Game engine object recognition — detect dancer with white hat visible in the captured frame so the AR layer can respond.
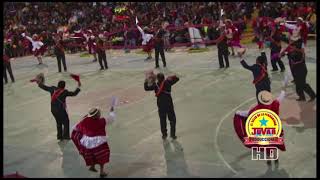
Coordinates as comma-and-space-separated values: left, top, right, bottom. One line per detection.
137, 22, 154, 61
22, 33, 47, 65
234, 87, 287, 167
71, 106, 116, 178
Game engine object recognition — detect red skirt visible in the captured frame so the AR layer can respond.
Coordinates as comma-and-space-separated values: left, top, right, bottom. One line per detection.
33, 46, 47, 57
142, 41, 153, 53
88, 46, 96, 54
233, 114, 286, 152
71, 130, 110, 166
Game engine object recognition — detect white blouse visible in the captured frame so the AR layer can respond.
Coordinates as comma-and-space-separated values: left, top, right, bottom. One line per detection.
137, 25, 153, 45
23, 34, 44, 51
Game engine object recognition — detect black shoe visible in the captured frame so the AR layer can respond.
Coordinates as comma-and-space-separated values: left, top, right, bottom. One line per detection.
171, 135, 177, 140
100, 172, 108, 178
155, 66, 159, 69
89, 166, 98, 172
219, 66, 224, 69
280, 69, 285, 72
271, 69, 278, 72
100, 68, 104, 70
296, 97, 306, 101
63, 137, 71, 140
291, 80, 295, 83
162, 134, 167, 140
308, 96, 316, 102
275, 159, 279, 169
267, 160, 271, 166
92, 59, 97, 62
225, 66, 229, 68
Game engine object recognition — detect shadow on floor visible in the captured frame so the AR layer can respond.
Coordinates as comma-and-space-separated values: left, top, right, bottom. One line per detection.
257, 165, 290, 178
162, 140, 199, 178
58, 140, 88, 177
283, 101, 316, 133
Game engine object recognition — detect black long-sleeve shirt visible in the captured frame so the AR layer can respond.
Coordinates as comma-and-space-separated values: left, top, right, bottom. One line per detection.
144, 76, 179, 108
38, 83, 80, 110
240, 59, 270, 90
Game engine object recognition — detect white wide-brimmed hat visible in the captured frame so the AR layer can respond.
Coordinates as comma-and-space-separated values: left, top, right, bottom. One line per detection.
258, 91, 273, 105
88, 107, 100, 117
297, 17, 304, 22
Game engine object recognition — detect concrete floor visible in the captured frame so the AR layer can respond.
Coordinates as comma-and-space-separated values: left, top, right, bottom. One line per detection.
3, 41, 317, 178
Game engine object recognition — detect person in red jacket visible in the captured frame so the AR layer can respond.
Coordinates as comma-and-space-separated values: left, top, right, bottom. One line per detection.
71, 107, 116, 178
86, 31, 97, 62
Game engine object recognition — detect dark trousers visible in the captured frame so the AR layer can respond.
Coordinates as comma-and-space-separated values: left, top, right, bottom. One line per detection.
51, 109, 70, 139
255, 80, 271, 103
56, 54, 67, 72
218, 47, 229, 68
271, 52, 285, 71
158, 105, 176, 137
155, 46, 166, 67
260, 52, 267, 64
292, 66, 316, 99
98, 52, 108, 69
3, 62, 15, 83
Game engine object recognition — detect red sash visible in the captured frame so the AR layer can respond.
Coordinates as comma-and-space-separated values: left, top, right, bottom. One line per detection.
253, 64, 267, 84
3, 55, 10, 63
51, 88, 65, 103
155, 81, 166, 97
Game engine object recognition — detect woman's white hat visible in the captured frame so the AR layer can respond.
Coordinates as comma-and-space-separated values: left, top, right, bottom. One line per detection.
258, 91, 273, 105
88, 107, 100, 117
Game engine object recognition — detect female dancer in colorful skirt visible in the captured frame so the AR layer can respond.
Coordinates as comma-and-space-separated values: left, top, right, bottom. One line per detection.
22, 33, 47, 65
234, 88, 286, 167
71, 107, 116, 177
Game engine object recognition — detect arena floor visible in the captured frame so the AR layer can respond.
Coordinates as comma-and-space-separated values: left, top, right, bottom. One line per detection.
3, 41, 317, 178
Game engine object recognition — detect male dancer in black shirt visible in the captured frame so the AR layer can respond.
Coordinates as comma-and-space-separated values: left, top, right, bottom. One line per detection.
144, 72, 179, 139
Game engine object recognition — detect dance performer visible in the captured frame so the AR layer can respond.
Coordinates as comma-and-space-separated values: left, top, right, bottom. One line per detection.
144, 72, 179, 139
225, 19, 241, 56
71, 107, 116, 177
154, 24, 167, 68
234, 89, 286, 167
85, 30, 97, 62
96, 38, 108, 70
268, 21, 285, 72
36, 76, 81, 140
3, 39, 15, 84
283, 17, 309, 46
54, 39, 67, 72
213, 24, 230, 68
137, 24, 154, 61
280, 41, 316, 102
238, 49, 271, 102
21, 33, 46, 65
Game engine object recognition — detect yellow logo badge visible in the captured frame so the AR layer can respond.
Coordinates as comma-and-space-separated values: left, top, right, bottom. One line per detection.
244, 109, 283, 145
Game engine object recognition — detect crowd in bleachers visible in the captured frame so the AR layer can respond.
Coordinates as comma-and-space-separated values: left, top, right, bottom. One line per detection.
3, 2, 316, 57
